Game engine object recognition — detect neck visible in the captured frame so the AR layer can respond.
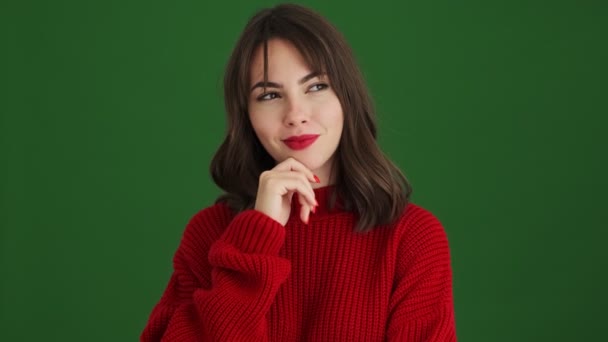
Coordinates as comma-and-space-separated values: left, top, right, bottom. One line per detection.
310, 163, 335, 189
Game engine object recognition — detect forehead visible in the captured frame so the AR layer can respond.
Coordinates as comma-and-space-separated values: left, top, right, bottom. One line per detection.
249, 38, 319, 83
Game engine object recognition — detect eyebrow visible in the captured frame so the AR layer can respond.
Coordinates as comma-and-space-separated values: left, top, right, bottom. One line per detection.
250, 71, 324, 93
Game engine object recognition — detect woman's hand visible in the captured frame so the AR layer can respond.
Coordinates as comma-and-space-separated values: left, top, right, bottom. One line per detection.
254, 157, 320, 226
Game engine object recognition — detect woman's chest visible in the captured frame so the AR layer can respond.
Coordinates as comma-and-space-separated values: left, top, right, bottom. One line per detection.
268, 223, 397, 341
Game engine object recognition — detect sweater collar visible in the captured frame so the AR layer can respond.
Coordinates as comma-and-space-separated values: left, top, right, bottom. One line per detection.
290, 185, 346, 218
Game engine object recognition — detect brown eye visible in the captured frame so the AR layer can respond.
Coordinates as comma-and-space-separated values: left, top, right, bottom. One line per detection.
257, 92, 280, 101
308, 83, 329, 92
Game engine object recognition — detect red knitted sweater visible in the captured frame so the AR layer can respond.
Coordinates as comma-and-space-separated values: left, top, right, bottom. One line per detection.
141, 186, 456, 341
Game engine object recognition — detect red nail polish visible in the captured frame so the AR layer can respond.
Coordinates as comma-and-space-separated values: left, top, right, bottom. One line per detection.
313, 175, 320, 183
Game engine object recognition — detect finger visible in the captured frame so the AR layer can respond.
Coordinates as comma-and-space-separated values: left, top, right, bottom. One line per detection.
274, 157, 319, 184
266, 171, 317, 208
274, 171, 317, 207
300, 201, 311, 224
264, 172, 313, 198
291, 177, 317, 208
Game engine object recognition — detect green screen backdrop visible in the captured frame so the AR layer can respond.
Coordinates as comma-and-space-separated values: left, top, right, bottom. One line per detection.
2, 0, 607, 341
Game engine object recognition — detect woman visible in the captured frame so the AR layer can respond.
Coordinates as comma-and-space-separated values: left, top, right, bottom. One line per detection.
141, 3, 456, 341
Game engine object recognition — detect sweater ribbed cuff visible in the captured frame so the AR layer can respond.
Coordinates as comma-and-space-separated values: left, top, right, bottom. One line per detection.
219, 210, 286, 255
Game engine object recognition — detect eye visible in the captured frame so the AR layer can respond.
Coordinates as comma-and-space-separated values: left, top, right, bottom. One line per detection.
308, 83, 329, 92
257, 92, 280, 101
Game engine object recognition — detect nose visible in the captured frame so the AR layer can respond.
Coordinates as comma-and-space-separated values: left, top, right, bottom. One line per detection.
283, 97, 309, 127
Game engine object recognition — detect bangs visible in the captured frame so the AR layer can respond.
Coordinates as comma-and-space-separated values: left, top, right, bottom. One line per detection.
258, 23, 332, 86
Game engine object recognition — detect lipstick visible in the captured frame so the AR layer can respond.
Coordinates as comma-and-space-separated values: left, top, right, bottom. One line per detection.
283, 134, 319, 150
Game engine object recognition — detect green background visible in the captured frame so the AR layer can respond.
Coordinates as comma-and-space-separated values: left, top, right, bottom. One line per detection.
2, 0, 607, 341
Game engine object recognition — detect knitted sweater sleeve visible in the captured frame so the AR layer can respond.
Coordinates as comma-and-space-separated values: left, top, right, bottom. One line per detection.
387, 207, 457, 341
140, 208, 291, 342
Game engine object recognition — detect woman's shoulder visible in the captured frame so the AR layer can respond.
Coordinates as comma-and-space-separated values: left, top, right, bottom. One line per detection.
188, 202, 236, 229
391, 202, 449, 244
176, 202, 235, 254
399, 202, 443, 226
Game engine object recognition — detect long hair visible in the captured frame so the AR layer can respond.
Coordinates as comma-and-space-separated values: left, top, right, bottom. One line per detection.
210, 3, 412, 232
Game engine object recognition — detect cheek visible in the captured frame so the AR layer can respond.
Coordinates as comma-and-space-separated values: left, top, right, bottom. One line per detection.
248, 112, 264, 139
249, 111, 276, 143
250, 100, 287, 129
323, 99, 344, 129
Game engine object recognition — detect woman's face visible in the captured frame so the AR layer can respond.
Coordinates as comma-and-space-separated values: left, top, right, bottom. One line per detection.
248, 38, 344, 183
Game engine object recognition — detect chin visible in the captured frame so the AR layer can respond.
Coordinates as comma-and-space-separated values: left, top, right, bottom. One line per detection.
275, 154, 319, 169
297, 156, 328, 172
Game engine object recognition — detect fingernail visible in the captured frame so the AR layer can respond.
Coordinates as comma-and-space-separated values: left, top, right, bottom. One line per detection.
311, 205, 317, 214
313, 175, 320, 183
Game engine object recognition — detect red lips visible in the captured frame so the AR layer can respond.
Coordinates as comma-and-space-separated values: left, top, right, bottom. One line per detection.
283, 134, 319, 150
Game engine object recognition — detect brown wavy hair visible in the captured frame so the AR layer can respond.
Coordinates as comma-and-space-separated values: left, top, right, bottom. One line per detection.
210, 3, 412, 232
